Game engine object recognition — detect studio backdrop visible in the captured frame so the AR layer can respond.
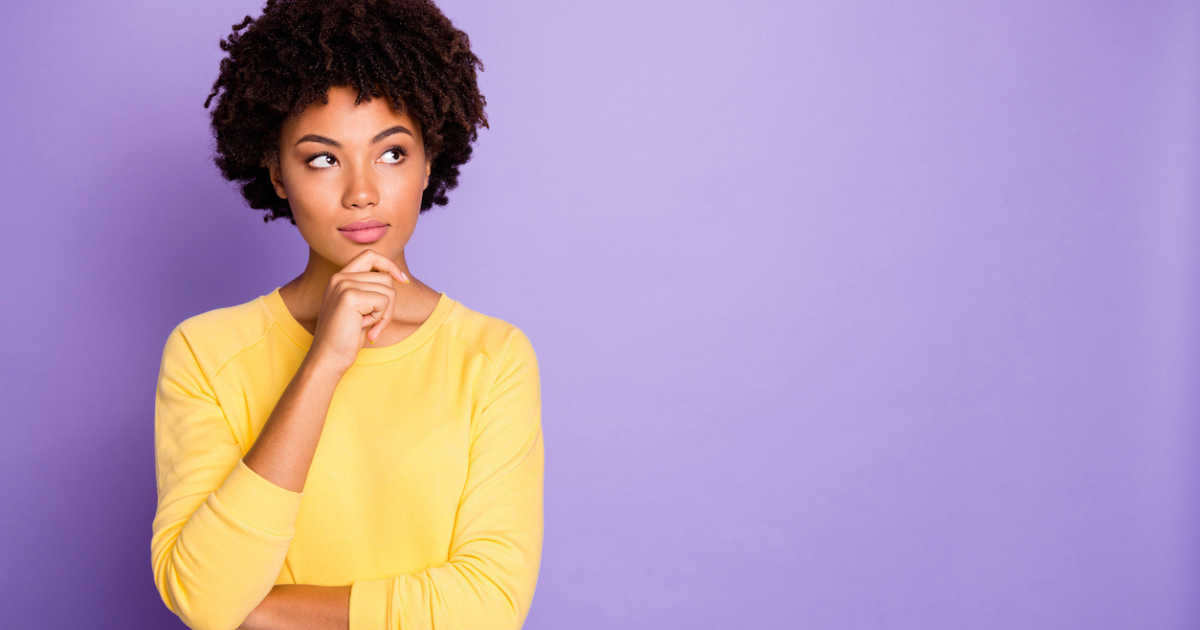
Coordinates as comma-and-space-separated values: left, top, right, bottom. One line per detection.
0, 0, 1197, 628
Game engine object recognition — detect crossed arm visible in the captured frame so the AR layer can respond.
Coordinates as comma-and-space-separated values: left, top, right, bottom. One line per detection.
238, 585, 351, 630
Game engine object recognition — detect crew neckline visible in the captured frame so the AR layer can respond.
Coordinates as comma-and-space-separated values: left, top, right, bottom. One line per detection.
262, 286, 455, 365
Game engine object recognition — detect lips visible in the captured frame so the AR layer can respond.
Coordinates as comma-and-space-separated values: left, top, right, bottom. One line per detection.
339, 220, 387, 231
340, 225, 388, 244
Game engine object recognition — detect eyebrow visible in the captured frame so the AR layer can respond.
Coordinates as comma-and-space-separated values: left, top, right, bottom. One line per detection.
295, 125, 414, 148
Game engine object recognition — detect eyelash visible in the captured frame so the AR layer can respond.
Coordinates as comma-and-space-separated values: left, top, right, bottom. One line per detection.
305, 146, 408, 169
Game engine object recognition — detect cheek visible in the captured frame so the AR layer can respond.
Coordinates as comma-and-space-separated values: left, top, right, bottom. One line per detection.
377, 171, 427, 205
383, 163, 425, 187
284, 172, 337, 209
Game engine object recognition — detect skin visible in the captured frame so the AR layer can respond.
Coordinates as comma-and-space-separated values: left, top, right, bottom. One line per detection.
236, 85, 444, 630
272, 84, 442, 347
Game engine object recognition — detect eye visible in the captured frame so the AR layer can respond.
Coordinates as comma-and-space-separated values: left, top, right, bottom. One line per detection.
308, 154, 337, 169
379, 147, 407, 164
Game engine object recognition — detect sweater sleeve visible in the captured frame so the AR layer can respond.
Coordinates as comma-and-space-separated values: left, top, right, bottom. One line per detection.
347, 329, 545, 630
150, 325, 305, 630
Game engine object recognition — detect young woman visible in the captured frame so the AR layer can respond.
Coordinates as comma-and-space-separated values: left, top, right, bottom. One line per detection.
150, 2, 543, 629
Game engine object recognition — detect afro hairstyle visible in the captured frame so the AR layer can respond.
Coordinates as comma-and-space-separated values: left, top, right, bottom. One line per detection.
204, 0, 488, 223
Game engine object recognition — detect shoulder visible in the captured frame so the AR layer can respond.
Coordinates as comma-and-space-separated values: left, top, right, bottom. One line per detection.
442, 297, 539, 373
162, 293, 274, 378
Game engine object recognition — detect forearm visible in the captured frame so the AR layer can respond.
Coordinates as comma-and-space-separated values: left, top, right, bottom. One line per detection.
236, 356, 347, 629
240, 585, 351, 630
243, 355, 343, 492
153, 329, 317, 630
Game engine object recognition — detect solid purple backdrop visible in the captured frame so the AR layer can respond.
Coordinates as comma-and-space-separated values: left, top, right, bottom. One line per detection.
0, 0, 1197, 627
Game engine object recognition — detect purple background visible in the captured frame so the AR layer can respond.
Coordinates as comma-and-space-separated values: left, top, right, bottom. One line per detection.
1, 0, 1197, 627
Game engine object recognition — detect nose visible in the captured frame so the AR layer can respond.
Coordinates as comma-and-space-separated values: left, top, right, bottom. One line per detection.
342, 162, 379, 209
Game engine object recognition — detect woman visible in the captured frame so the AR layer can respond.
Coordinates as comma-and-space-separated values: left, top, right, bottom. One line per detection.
150, 2, 544, 629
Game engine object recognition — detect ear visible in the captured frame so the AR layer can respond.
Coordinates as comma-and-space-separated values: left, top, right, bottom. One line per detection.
423, 158, 431, 190
267, 156, 287, 200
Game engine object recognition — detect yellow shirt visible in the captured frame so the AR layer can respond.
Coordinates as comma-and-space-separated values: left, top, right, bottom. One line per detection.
151, 287, 543, 630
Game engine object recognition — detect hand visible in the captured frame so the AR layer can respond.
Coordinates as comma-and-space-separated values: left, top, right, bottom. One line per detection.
307, 249, 409, 375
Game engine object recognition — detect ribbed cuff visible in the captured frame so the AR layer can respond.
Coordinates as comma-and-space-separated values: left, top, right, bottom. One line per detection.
212, 459, 304, 537
349, 578, 391, 630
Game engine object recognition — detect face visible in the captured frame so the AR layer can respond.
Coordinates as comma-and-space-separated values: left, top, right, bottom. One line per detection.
268, 85, 432, 269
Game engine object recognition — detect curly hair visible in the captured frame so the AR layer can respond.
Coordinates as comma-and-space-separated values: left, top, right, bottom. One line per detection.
203, 0, 488, 223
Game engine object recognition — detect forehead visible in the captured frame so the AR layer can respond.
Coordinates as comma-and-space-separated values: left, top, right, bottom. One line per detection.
282, 86, 421, 140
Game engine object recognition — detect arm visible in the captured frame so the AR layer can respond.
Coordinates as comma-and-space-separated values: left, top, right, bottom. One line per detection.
151, 326, 342, 630
346, 329, 545, 630
240, 330, 544, 630
238, 585, 352, 630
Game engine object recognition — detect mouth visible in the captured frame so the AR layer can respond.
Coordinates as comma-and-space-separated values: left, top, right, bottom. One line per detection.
339, 224, 389, 244
339, 219, 388, 231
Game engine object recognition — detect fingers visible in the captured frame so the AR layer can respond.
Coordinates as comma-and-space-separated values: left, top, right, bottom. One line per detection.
335, 279, 394, 341
367, 287, 395, 343
332, 250, 409, 345
337, 279, 394, 310
336, 248, 410, 343
340, 248, 409, 286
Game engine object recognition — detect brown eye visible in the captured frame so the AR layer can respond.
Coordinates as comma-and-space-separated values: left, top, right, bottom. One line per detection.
379, 148, 406, 164
308, 154, 337, 168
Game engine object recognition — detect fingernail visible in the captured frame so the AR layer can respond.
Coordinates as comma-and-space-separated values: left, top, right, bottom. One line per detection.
400, 272, 410, 284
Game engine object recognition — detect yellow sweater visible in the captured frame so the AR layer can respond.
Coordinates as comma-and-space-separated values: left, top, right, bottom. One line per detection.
151, 287, 543, 630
